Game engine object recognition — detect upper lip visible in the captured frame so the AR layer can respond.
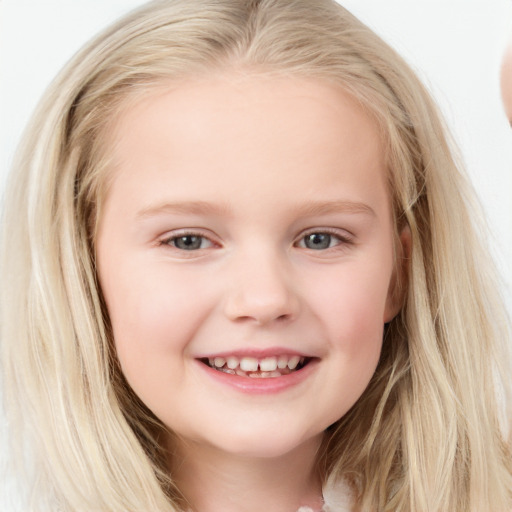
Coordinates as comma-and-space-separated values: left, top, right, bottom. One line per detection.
194, 347, 315, 359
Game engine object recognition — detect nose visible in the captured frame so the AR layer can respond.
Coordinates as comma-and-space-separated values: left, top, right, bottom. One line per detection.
223, 249, 300, 325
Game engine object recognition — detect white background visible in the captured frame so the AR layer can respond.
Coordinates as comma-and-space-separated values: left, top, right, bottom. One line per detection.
1, 1, 512, 509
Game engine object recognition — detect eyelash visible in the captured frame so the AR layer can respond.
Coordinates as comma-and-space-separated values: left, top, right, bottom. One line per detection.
158, 228, 354, 253
159, 231, 217, 251
294, 228, 354, 251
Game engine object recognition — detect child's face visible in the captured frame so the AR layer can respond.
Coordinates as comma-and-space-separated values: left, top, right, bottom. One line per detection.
96, 74, 402, 459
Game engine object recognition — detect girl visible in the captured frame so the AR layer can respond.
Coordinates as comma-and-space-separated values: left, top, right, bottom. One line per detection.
1, 1, 511, 510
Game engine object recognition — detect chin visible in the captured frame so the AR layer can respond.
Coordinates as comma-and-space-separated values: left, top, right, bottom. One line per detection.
204, 427, 324, 460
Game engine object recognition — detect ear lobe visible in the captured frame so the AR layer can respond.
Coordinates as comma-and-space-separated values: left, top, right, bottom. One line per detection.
384, 225, 411, 323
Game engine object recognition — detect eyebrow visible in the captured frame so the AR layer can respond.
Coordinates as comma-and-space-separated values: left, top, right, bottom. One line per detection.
136, 199, 376, 219
294, 200, 376, 218
136, 200, 231, 219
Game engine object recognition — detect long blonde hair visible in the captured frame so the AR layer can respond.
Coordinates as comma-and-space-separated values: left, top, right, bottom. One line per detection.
1, 1, 511, 510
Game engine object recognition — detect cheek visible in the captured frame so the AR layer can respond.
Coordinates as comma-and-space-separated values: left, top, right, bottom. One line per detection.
99, 255, 211, 375
99, 261, 216, 415
312, 261, 392, 339
304, 257, 393, 396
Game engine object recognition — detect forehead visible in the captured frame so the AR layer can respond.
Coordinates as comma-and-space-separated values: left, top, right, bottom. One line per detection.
108, 71, 382, 135
101, 73, 389, 219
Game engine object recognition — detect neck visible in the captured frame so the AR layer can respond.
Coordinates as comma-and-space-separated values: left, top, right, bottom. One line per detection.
169, 434, 325, 512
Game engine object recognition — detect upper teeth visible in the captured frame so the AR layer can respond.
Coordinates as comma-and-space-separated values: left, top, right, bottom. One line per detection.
208, 355, 303, 372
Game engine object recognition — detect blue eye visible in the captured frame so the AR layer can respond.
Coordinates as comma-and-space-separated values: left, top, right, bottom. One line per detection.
303, 233, 334, 250
297, 231, 351, 251
169, 234, 211, 250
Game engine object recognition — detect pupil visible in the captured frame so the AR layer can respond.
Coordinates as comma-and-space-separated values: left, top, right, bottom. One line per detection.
175, 235, 202, 250
305, 233, 330, 250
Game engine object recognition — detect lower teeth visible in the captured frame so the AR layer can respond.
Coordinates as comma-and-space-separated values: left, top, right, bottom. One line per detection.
218, 367, 285, 378
249, 371, 283, 378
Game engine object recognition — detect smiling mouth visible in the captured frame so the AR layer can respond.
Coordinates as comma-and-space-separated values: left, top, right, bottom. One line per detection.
200, 355, 311, 378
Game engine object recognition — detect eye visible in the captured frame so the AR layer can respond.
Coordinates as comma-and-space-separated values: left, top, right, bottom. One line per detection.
302, 233, 336, 250
163, 233, 214, 251
296, 230, 352, 251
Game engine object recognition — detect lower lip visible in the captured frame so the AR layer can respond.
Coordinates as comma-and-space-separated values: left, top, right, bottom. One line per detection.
196, 360, 318, 395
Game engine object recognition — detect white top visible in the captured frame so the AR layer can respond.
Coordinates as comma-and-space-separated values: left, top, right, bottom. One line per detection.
297, 478, 354, 512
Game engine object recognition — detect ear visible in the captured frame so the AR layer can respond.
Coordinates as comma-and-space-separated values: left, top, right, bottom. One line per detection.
384, 225, 411, 323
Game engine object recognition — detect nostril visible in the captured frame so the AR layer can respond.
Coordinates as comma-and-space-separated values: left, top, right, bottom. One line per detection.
223, 275, 301, 325
229, 311, 294, 326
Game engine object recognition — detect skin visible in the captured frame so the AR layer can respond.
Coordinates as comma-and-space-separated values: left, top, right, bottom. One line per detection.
96, 73, 408, 512
502, 41, 512, 124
